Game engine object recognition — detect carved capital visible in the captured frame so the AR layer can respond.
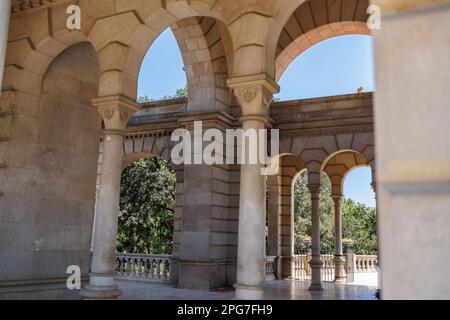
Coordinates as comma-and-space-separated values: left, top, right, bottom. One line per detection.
308, 184, 322, 199
227, 74, 279, 115
92, 95, 140, 131
234, 86, 258, 103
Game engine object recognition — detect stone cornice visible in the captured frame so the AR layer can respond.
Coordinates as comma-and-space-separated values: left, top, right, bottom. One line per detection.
279, 125, 374, 138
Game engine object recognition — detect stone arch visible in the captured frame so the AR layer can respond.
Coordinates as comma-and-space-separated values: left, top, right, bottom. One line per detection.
115, 149, 184, 285
87, 4, 234, 109
4, 29, 93, 96
322, 149, 371, 196
122, 133, 173, 167
266, 0, 371, 80
275, 21, 370, 81
267, 153, 306, 279
0, 41, 101, 284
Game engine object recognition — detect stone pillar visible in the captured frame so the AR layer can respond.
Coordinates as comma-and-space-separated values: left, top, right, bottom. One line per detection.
373, 0, 450, 299
371, 178, 381, 297
308, 184, 323, 291
228, 74, 279, 300
332, 195, 345, 283
81, 95, 139, 299
0, 0, 11, 89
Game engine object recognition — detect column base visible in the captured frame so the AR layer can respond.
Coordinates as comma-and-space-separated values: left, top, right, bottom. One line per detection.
234, 284, 264, 300
80, 285, 122, 300
80, 273, 121, 300
333, 277, 346, 284
309, 283, 324, 291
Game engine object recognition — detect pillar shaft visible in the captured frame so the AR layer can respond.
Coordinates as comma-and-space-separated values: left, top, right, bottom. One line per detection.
309, 184, 323, 291
81, 96, 139, 299
227, 74, 279, 300
333, 195, 345, 283
235, 117, 267, 300
0, 0, 11, 89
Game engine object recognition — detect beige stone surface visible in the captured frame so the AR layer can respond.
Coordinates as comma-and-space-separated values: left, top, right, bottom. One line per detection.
1, 0, 449, 300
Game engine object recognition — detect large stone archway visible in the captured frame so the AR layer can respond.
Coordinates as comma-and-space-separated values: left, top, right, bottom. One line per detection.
0, 41, 101, 297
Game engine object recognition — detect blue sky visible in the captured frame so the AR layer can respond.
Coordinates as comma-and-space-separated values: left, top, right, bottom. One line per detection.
138, 30, 376, 207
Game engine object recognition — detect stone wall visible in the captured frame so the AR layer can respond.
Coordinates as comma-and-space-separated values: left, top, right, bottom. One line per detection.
0, 42, 100, 294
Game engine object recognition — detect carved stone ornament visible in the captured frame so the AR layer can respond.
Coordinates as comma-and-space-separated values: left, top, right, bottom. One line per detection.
234, 86, 258, 103
120, 108, 134, 122
98, 105, 115, 120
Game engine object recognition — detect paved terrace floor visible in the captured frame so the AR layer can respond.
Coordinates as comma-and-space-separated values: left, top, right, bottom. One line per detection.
117, 280, 378, 300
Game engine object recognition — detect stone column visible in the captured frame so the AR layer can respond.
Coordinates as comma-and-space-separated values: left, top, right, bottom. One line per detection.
227, 74, 279, 300
371, 179, 381, 297
0, 0, 11, 89
373, 1, 450, 299
332, 195, 345, 283
81, 95, 139, 299
309, 184, 323, 291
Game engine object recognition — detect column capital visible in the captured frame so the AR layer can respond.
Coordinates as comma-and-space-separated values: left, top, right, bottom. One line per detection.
92, 95, 140, 131
308, 184, 322, 199
227, 74, 280, 116
332, 194, 343, 202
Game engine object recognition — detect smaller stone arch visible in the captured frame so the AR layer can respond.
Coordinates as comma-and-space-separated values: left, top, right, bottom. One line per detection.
275, 21, 371, 81
267, 153, 306, 279
322, 150, 371, 197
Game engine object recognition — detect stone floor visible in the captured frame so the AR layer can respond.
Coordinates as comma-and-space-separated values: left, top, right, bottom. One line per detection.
118, 280, 378, 300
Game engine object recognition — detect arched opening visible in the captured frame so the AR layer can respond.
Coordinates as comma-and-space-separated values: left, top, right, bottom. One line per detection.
322, 150, 378, 286
115, 156, 176, 283
137, 28, 186, 102
133, 17, 233, 113
108, 16, 236, 290
277, 34, 375, 100
272, 0, 374, 100
118, 157, 176, 255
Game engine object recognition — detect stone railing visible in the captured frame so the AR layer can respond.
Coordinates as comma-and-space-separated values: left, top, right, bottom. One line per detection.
116, 253, 171, 283
293, 254, 311, 280
355, 255, 378, 273
265, 256, 276, 281
321, 254, 335, 282
293, 254, 378, 282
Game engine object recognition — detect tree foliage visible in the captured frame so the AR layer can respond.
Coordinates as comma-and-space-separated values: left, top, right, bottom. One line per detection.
117, 157, 175, 254
137, 86, 188, 103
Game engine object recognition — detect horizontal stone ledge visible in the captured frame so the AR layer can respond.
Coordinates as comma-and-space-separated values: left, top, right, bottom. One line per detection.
381, 180, 450, 195
0, 276, 89, 292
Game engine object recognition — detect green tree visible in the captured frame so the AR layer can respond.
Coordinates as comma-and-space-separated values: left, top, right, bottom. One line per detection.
342, 199, 377, 254
137, 86, 188, 103
117, 157, 176, 254
293, 172, 334, 254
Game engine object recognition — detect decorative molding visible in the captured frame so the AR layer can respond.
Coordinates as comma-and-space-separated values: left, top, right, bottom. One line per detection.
279, 125, 374, 138
97, 106, 115, 120
233, 86, 258, 103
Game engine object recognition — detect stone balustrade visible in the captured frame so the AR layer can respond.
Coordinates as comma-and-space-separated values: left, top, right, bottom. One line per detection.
293, 254, 378, 282
116, 253, 171, 283
265, 256, 277, 281
293, 254, 311, 280
355, 255, 378, 273
321, 254, 335, 283
114, 253, 377, 284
